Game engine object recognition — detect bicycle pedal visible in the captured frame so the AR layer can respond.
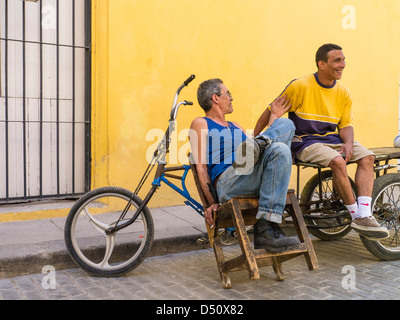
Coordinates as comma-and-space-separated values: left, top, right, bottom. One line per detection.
197, 237, 209, 244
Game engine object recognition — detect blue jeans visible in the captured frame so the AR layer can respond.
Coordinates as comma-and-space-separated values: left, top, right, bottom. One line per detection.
216, 118, 295, 223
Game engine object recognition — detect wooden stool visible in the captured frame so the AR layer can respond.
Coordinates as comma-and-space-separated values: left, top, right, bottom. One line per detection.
190, 161, 318, 289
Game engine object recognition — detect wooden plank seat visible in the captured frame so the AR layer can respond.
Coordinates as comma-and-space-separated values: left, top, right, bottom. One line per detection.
189, 158, 318, 289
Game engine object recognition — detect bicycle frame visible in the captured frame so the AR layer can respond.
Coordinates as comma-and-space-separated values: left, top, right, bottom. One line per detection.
153, 164, 204, 216
105, 75, 198, 235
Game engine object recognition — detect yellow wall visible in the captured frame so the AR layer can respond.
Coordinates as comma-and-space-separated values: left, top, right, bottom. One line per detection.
92, 0, 400, 208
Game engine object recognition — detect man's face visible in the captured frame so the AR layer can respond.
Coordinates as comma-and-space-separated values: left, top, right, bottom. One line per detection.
319, 49, 346, 81
217, 84, 233, 114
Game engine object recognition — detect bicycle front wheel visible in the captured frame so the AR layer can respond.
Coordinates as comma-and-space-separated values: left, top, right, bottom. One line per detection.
64, 186, 154, 277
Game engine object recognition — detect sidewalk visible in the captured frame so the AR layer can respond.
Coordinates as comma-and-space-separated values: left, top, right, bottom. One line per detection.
3, 202, 400, 300
0, 204, 209, 278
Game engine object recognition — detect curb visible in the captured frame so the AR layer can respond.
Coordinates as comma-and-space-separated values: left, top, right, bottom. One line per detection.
0, 233, 210, 279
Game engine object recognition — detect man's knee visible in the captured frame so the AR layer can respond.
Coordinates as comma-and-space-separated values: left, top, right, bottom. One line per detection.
329, 155, 347, 171
357, 155, 375, 168
269, 142, 292, 162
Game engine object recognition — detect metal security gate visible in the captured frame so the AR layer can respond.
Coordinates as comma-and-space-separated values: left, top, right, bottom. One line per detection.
0, 0, 91, 203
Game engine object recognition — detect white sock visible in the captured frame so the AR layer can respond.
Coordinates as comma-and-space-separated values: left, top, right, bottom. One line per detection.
345, 203, 359, 220
358, 196, 372, 218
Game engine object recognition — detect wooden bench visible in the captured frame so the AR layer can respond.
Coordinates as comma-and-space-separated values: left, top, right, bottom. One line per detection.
189, 159, 318, 289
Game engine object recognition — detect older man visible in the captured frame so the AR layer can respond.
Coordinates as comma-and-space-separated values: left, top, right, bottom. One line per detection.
189, 78, 300, 251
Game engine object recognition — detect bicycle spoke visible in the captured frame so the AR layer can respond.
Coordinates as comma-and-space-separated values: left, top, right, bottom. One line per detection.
98, 234, 116, 268
301, 171, 353, 240
83, 207, 109, 233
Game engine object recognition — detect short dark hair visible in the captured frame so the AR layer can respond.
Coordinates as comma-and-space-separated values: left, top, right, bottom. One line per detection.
197, 78, 223, 112
315, 43, 342, 68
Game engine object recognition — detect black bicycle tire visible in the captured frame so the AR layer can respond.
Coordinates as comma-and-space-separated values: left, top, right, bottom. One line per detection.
360, 173, 400, 260
64, 186, 154, 276
300, 169, 355, 240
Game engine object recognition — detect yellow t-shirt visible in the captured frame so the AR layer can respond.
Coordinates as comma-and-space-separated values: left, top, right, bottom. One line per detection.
276, 73, 353, 156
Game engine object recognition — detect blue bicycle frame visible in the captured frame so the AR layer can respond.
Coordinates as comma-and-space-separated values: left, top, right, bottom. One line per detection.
152, 164, 204, 217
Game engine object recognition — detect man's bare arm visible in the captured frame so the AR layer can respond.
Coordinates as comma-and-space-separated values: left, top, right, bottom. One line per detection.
189, 118, 217, 227
338, 126, 354, 163
254, 95, 291, 136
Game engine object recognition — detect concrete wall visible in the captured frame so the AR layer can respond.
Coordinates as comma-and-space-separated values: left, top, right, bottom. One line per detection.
91, 0, 400, 208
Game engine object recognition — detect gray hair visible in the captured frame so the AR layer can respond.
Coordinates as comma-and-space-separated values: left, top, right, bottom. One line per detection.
197, 78, 223, 112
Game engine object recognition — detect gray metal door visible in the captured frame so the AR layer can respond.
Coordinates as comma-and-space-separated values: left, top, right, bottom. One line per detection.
0, 0, 91, 203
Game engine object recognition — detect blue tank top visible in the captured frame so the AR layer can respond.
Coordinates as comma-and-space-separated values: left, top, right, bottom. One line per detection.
204, 117, 247, 184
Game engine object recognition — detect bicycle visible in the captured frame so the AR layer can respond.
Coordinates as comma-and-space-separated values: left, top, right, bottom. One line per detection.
64, 75, 204, 276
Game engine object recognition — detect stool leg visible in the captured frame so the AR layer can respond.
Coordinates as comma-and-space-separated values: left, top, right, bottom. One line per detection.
213, 231, 232, 289
272, 257, 285, 281
230, 199, 260, 280
287, 191, 318, 270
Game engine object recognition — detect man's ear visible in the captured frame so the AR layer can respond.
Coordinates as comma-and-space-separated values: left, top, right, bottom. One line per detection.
317, 60, 325, 70
211, 93, 219, 104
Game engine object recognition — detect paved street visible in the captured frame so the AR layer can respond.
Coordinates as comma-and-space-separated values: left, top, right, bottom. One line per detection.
1, 230, 400, 301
